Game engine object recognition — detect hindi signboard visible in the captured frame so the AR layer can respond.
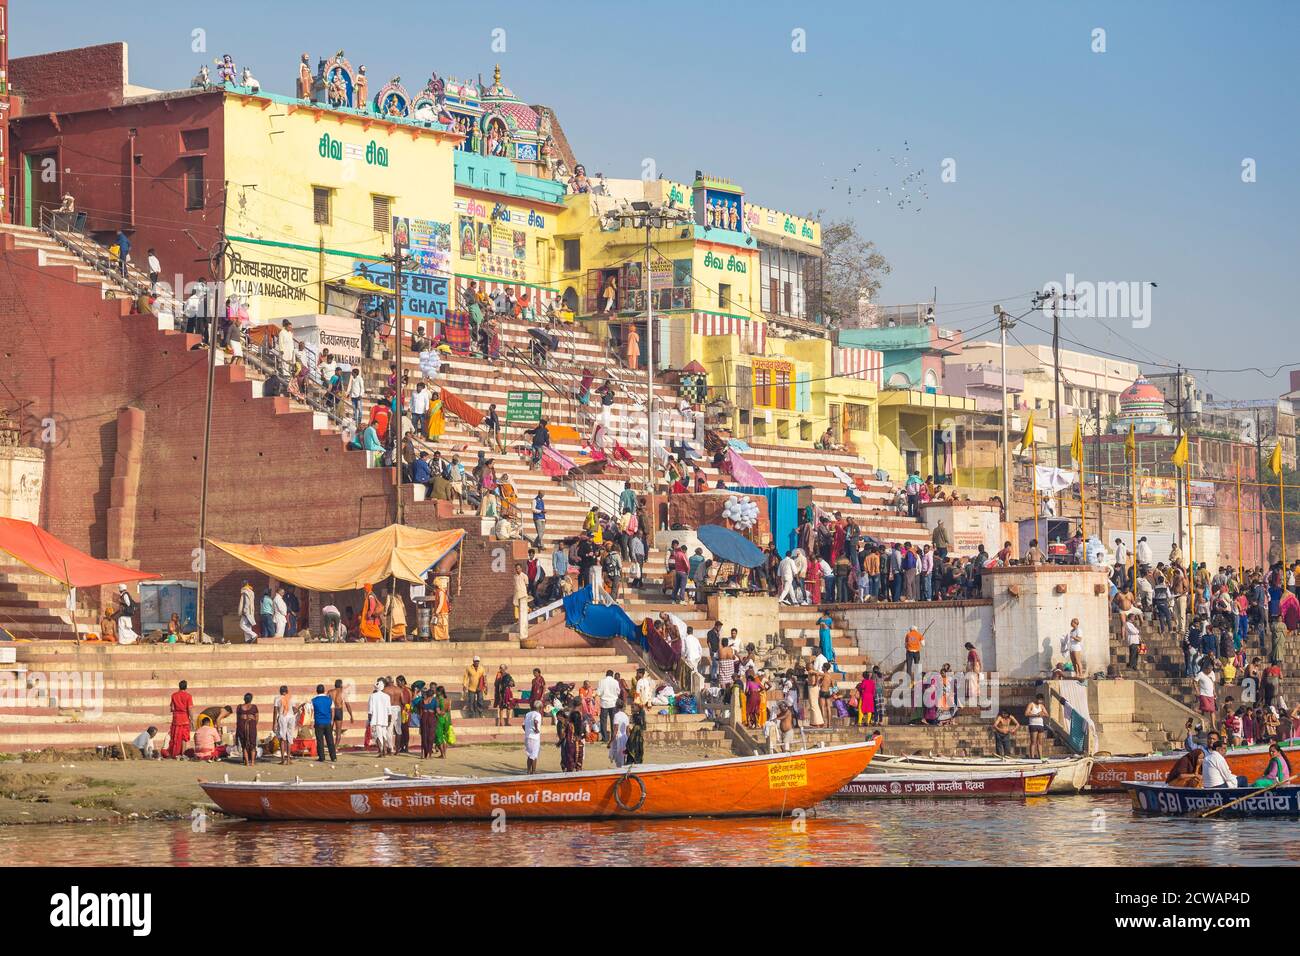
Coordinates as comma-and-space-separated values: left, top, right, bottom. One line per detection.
506, 390, 543, 423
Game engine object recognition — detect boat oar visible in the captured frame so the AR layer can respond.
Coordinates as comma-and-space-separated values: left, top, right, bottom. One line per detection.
1198, 770, 1300, 818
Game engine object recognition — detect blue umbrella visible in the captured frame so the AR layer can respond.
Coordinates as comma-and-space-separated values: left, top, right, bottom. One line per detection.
697, 524, 765, 569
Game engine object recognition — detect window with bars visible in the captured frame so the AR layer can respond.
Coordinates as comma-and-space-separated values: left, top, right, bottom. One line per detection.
562, 238, 581, 271
184, 157, 205, 210
774, 369, 791, 409
846, 403, 871, 431
313, 187, 332, 225
372, 195, 391, 233
754, 367, 772, 407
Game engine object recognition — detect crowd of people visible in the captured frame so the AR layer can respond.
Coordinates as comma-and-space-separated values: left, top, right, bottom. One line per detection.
1104, 536, 1299, 736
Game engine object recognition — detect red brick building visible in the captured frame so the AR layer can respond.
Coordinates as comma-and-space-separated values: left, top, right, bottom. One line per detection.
0, 234, 519, 636
8, 41, 225, 282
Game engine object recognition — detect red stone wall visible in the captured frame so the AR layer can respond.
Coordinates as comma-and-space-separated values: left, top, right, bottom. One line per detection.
9, 85, 224, 285
0, 240, 513, 635
11, 42, 128, 113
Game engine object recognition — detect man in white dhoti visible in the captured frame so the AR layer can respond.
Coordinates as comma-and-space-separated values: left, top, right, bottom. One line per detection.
523, 699, 543, 774
272, 586, 288, 637
238, 581, 257, 643
609, 701, 630, 768
682, 627, 704, 670
117, 614, 139, 645
777, 552, 797, 605
273, 684, 297, 765
368, 679, 393, 756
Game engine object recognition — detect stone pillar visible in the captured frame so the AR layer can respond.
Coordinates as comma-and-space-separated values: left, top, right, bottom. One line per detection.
107, 406, 145, 562
982, 565, 1109, 678
0, 444, 45, 524
919, 500, 1002, 556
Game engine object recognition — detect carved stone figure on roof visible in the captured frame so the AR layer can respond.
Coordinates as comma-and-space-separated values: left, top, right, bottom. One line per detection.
296, 53, 312, 98
192, 64, 210, 89
354, 66, 368, 109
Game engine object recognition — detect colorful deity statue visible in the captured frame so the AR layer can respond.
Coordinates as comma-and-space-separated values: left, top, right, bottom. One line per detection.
706, 200, 716, 228
569, 163, 590, 195
354, 66, 368, 110
727, 203, 738, 231
296, 53, 312, 99
215, 54, 237, 85
328, 70, 348, 107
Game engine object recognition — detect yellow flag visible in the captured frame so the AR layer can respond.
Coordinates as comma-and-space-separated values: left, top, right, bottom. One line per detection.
1019, 410, 1036, 452
1269, 441, 1283, 477
1124, 424, 1136, 459
1070, 422, 1083, 465
1171, 433, 1189, 469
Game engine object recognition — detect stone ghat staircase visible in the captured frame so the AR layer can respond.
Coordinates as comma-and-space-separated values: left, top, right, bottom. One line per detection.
364, 309, 934, 549
1109, 609, 1300, 713
1, 638, 728, 754
0, 222, 125, 299
0, 562, 98, 642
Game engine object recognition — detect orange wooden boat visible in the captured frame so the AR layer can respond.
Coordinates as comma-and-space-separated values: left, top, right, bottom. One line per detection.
199, 738, 881, 821
1089, 741, 1300, 792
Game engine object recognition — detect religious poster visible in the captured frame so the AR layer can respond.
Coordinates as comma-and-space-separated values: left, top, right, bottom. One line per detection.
477, 223, 525, 279
394, 216, 451, 276
458, 216, 476, 259
1189, 479, 1217, 507
1137, 476, 1177, 506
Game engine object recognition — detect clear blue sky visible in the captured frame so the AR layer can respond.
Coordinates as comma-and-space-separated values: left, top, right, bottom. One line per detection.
14, 0, 1298, 399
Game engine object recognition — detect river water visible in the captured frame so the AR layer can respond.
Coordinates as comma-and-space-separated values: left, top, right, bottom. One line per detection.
3, 794, 1297, 866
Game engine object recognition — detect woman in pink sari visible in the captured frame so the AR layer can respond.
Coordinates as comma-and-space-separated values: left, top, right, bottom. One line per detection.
744, 668, 763, 728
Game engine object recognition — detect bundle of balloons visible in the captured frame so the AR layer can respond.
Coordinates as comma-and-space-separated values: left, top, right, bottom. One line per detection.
722, 495, 759, 531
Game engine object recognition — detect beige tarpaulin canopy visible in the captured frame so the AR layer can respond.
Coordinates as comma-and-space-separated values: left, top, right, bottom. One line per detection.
207, 525, 464, 592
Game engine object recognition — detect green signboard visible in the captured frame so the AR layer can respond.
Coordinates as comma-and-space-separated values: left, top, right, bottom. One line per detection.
506, 390, 543, 423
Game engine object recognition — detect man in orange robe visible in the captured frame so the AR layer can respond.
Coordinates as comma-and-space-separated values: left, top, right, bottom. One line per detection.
163, 680, 194, 758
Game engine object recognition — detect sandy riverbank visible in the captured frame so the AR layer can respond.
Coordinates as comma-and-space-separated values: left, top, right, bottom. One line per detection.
0, 742, 723, 825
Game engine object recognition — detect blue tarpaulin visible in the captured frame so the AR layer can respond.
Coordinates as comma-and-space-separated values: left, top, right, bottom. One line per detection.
730, 485, 800, 555
697, 524, 765, 568
562, 587, 643, 647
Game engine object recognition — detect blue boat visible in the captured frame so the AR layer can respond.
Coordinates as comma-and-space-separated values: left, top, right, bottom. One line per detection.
1123, 780, 1300, 819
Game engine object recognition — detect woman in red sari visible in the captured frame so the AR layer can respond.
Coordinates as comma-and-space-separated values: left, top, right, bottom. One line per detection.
162, 680, 193, 758
807, 557, 822, 605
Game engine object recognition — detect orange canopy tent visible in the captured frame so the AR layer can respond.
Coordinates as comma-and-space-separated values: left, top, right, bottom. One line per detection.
207, 524, 465, 592
0, 517, 160, 589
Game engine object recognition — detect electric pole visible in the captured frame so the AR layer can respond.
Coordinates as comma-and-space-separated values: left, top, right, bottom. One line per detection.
1031, 289, 1077, 469
383, 245, 416, 526
604, 200, 692, 492
196, 181, 231, 642
1257, 407, 1265, 567
1094, 394, 1103, 554
995, 305, 1014, 510
1175, 364, 1184, 553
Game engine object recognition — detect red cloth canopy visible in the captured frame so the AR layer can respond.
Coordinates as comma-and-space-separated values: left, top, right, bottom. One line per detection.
0, 518, 160, 588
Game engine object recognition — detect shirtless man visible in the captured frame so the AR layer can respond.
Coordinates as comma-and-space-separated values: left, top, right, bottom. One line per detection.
818, 665, 837, 725
769, 701, 796, 753
992, 710, 1020, 756
328, 679, 354, 748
